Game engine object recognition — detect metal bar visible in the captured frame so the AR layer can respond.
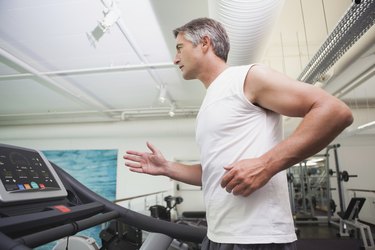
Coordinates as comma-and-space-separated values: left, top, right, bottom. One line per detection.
0, 62, 175, 79
15, 211, 119, 248
333, 146, 346, 213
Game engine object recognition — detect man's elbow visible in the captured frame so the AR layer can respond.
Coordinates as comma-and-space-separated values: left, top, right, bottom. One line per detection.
338, 103, 354, 129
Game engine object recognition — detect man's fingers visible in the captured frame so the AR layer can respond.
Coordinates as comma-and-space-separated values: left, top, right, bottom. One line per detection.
224, 179, 238, 193
146, 142, 158, 154
123, 154, 142, 163
221, 172, 237, 191
221, 173, 230, 188
232, 184, 253, 197
221, 166, 235, 188
221, 165, 253, 196
124, 160, 141, 168
128, 167, 145, 173
125, 150, 143, 156
223, 164, 234, 171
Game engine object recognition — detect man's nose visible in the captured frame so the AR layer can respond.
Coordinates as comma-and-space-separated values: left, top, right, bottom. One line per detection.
173, 54, 180, 65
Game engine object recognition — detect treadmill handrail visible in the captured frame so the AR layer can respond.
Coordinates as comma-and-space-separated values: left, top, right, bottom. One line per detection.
0, 201, 104, 235
0, 232, 31, 250
53, 162, 207, 243
15, 211, 119, 249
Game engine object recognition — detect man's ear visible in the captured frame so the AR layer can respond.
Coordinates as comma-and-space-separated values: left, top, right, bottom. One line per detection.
201, 36, 211, 52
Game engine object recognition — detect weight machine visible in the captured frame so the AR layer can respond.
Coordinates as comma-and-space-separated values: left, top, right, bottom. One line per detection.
338, 197, 374, 249
325, 144, 374, 249
289, 158, 332, 224
326, 144, 358, 214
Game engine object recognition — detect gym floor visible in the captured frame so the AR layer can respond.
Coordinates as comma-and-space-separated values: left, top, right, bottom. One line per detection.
172, 212, 375, 250
295, 220, 375, 250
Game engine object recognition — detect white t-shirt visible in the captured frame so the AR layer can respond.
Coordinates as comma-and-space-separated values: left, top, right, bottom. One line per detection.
196, 64, 297, 244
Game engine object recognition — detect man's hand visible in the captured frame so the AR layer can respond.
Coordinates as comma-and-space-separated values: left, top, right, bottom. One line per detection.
221, 158, 272, 197
124, 142, 168, 176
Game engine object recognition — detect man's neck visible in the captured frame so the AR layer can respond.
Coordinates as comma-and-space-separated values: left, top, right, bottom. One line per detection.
199, 60, 229, 89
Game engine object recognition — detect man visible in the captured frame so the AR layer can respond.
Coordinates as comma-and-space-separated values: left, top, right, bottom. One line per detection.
124, 18, 353, 250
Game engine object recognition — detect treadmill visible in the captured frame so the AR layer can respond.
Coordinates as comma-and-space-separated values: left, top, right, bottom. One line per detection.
0, 143, 206, 250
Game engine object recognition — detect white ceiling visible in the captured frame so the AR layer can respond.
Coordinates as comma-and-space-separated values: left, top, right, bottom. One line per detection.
0, 0, 374, 137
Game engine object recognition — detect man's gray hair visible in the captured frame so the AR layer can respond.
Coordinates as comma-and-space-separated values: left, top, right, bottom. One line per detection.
173, 17, 230, 62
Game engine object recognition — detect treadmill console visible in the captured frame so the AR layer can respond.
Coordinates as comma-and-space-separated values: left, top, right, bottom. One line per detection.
0, 144, 67, 204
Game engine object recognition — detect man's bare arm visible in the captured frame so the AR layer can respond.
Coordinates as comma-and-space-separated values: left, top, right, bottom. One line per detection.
124, 142, 202, 186
221, 65, 353, 196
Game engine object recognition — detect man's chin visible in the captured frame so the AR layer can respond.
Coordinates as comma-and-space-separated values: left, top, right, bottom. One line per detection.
182, 73, 194, 80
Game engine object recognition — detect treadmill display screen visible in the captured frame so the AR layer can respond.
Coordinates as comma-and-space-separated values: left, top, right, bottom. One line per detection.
0, 146, 60, 192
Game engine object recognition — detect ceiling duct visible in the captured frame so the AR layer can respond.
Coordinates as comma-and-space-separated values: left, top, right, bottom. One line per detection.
298, 0, 375, 84
208, 0, 285, 66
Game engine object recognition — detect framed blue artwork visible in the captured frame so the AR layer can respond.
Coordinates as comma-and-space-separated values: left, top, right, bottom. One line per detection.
35, 149, 117, 249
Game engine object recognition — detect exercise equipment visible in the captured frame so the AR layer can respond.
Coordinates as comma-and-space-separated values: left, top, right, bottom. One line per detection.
53, 235, 99, 250
326, 144, 359, 217
0, 143, 206, 250
99, 220, 142, 250
0, 144, 67, 204
287, 171, 296, 215
325, 144, 374, 249
338, 197, 374, 249
149, 195, 183, 221
148, 195, 204, 249
290, 160, 328, 223
328, 169, 358, 182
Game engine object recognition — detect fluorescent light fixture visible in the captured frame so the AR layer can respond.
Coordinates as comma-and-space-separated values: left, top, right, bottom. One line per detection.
308, 157, 325, 163
306, 161, 318, 167
357, 120, 375, 130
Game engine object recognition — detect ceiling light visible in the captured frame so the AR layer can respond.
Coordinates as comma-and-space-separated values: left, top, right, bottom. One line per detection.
308, 157, 325, 163
169, 103, 176, 117
357, 120, 375, 130
98, 6, 121, 33
87, 1, 121, 47
159, 85, 167, 103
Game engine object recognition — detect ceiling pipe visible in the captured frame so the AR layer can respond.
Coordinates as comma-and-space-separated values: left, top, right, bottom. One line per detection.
0, 107, 200, 119
0, 106, 200, 126
0, 47, 116, 118
208, 0, 285, 66
0, 62, 175, 79
333, 64, 375, 98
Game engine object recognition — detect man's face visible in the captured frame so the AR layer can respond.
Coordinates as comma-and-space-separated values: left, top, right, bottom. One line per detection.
173, 33, 202, 80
